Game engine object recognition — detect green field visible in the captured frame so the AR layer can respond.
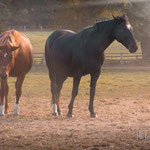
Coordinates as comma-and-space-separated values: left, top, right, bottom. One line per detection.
7, 66, 150, 102
24, 31, 141, 54
24, 31, 52, 53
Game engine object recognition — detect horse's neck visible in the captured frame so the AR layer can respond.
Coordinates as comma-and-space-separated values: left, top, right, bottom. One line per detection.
97, 31, 115, 53
86, 20, 115, 53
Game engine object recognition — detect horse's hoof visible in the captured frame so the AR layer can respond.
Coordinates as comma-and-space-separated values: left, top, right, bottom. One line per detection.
0, 113, 4, 116
58, 112, 63, 115
90, 113, 97, 118
14, 112, 19, 116
14, 104, 19, 115
52, 112, 58, 116
67, 113, 74, 118
0, 111, 4, 116
14, 110, 19, 115
0, 106, 4, 116
4, 111, 8, 114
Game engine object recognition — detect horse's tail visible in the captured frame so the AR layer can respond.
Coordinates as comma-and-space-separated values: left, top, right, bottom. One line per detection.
45, 30, 63, 67
45, 31, 61, 112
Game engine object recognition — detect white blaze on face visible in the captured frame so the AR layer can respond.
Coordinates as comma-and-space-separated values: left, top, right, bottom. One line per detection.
126, 23, 132, 30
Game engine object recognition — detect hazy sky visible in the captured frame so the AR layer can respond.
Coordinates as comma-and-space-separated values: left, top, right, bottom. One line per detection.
84, 0, 149, 5
76, 0, 150, 18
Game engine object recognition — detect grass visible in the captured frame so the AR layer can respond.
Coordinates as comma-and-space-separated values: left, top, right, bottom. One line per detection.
23, 31, 141, 54
7, 66, 150, 103
24, 31, 52, 53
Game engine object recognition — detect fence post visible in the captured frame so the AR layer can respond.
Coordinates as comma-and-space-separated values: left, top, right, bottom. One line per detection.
120, 53, 123, 64
24, 26, 26, 31
40, 26, 43, 31
42, 54, 46, 65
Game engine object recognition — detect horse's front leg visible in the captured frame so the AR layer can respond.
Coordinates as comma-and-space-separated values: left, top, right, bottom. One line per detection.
4, 81, 9, 114
0, 80, 7, 116
89, 70, 100, 118
67, 76, 81, 117
14, 74, 25, 115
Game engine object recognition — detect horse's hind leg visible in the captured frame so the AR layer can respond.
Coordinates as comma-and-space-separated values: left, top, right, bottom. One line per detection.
14, 74, 25, 115
67, 76, 81, 117
56, 75, 67, 115
4, 81, 9, 114
49, 72, 58, 116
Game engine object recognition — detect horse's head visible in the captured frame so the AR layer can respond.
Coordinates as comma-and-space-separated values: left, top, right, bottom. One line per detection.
113, 15, 138, 53
0, 45, 19, 80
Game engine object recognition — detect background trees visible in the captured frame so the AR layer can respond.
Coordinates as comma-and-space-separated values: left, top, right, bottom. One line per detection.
0, 0, 149, 59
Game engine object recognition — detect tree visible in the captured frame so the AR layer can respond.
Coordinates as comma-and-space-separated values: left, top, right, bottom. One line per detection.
126, 1, 150, 60
0, 2, 11, 32
52, 0, 125, 31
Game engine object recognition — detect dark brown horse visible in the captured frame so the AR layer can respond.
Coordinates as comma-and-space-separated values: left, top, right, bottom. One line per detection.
0, 30, 33, 115
45, 15, 138, 118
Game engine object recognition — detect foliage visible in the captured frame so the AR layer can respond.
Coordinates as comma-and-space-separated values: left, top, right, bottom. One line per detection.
0, 0, 58, 29
0, 0, 149, 58
0, 2, 11, 32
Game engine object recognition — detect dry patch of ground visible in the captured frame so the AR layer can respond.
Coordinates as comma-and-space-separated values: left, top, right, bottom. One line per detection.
1, 95, 150, 150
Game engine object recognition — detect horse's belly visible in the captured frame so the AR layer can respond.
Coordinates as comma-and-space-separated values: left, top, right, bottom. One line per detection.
65, 63, 101, 77
9, 57, 33, 77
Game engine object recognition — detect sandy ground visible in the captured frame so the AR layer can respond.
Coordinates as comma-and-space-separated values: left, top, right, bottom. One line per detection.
0, 95, 150, 150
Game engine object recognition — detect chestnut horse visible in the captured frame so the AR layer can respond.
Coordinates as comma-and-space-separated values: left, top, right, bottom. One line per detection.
0, 30, 33, 115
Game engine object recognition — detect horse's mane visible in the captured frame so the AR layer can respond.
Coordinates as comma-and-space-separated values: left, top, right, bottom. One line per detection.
78, 18, 114, 38
98, 15, 128, 23
80, 15, 129, 36
0, 30, 31, 48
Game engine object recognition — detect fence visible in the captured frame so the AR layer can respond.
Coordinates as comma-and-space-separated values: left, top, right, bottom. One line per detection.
105, 52, 142, 64
8, 26, 50, 32
33, 52, 143, 65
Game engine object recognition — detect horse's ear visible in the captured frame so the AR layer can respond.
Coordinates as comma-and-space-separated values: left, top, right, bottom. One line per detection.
10, 46, 19, 51
112, 15, 120, 22
112, 14, 116, 19
123, 14, 127, 18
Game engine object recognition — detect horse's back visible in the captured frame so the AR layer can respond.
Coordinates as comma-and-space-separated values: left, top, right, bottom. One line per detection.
45, 30, 76, 68
15, 31, 33, 74
45, 29, 75, 52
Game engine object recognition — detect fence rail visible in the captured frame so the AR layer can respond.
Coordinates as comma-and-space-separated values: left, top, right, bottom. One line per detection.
33, 52, 143, 65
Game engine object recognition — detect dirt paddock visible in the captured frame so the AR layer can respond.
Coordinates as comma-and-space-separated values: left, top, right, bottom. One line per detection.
1, 67, 150, 150
1, 96, 150, 150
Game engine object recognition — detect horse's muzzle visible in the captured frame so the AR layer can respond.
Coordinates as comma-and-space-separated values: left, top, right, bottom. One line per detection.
0, 73, 7, 80
128, 43, 138, 53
